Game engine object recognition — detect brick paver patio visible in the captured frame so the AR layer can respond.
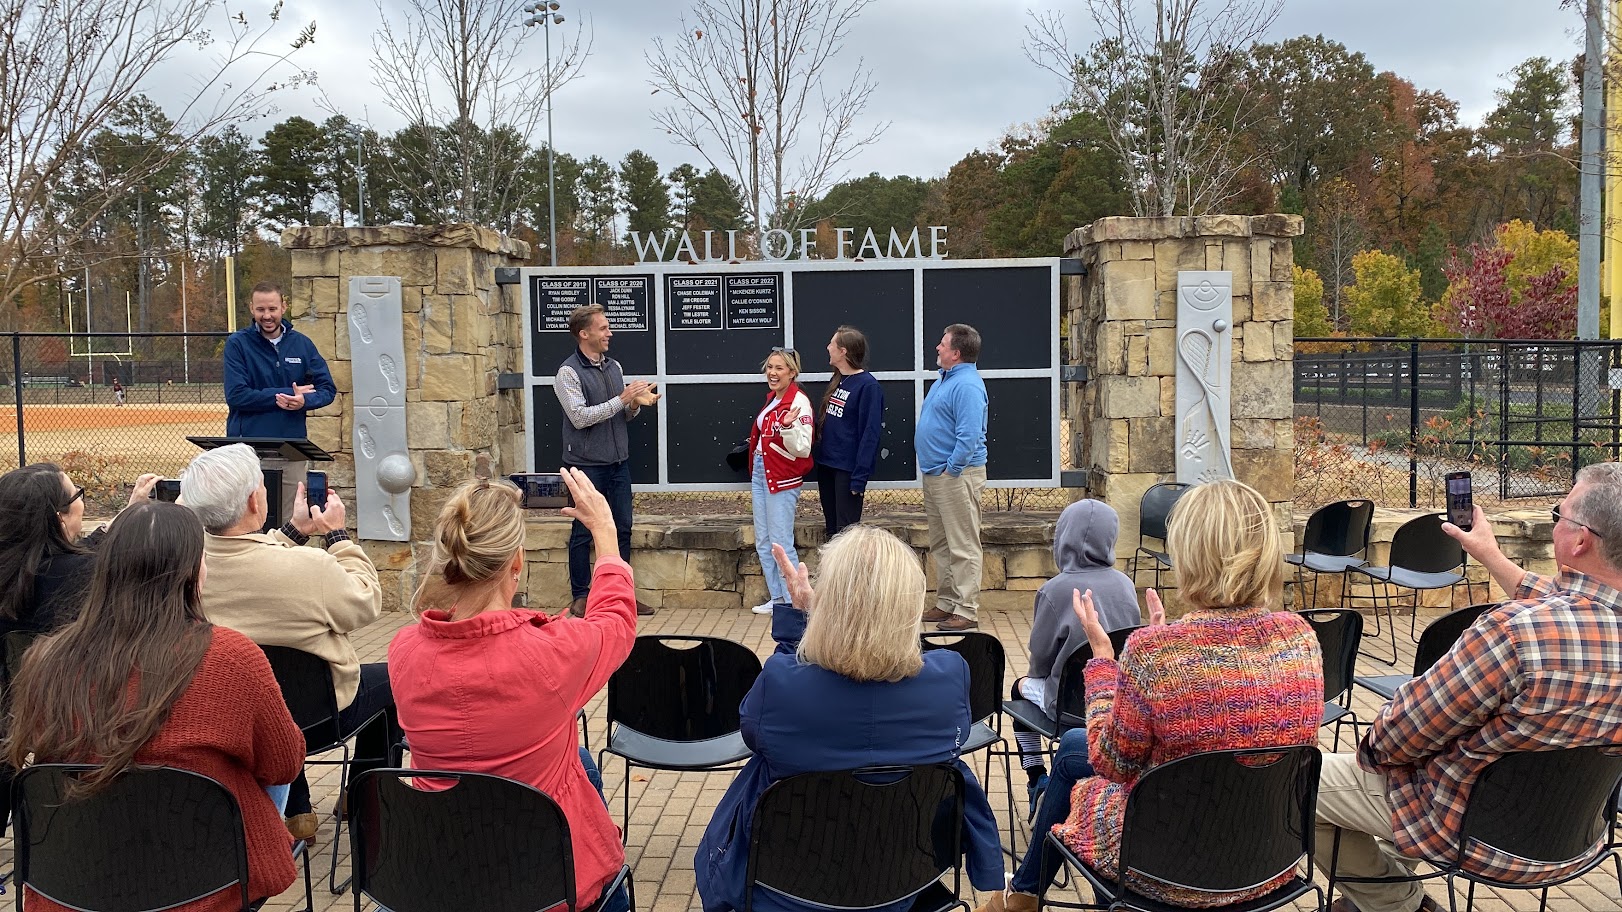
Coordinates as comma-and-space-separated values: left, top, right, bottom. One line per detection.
228, 603, 1621, 912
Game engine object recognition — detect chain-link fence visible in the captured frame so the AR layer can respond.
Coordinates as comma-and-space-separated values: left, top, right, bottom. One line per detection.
0, 333, 232, 511
1294, 338, 1622, 510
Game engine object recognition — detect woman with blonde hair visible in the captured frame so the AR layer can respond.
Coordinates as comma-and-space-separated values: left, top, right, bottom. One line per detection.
697, 524, 1002, 912
388, 468, 635, 912
978, 479, 1324, 912
747, 347, 814, 614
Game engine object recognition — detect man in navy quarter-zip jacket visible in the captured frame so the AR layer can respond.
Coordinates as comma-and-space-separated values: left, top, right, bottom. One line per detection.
223, 281, 338, 523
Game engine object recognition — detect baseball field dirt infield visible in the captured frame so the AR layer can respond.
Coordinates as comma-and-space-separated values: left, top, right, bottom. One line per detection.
0, 403, 229, 489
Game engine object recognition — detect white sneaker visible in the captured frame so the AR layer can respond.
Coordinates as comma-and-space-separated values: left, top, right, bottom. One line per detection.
751, 601, 774, 614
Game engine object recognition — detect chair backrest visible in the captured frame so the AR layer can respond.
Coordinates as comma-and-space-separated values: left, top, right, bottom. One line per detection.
1412, 603, 1495, 677
0, 627, 40, 693
261, 644, 343, 751
745, 763, 964, 912
1054, 626, 1142, 728
1458, 746, 1622, 867
1116, 746, 1321, 894
1389, 513, 1465, 575
1297, 609, 1363, 704
921, 631, 1006, 724
351, 769, 578, 912
1139, 483, 1192, 543
1301, 499, 1375, 558
607, 635, 763, 742
14, 763, 251, 912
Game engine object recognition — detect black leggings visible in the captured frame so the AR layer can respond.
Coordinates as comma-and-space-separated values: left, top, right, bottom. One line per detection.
816, 465, 866, 537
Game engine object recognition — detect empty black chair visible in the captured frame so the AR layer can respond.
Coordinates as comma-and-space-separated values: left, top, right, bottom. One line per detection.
1348, 513, 1472, 665
350, 768, 634, 912
261, 644, 392, 895
13, 763, 313, 912
1130, 483, 1191, 590
1354, 602, 1494, 704
600, 635, 762, 830
1287, 499, 1375, 610
745, 764, 969, 912
1297, 609, 1363, 750
1328, 746, 1622, 912
1040, 746, 1324, 912
921, 631, 1014, 852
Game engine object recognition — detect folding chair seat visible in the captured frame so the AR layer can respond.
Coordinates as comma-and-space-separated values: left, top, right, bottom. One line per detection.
1353, 603, 1494, 704
1287, 499, 1374, 610
1348, 513, 1477, 665
1129, 483, 1191, 591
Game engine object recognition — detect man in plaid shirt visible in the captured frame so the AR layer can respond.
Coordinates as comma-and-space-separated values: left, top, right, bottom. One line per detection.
1314, 461, 1622, 912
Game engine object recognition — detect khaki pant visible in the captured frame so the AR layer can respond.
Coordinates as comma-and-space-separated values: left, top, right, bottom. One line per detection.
922, 465, 986, 619
1314, 753, 1428, 912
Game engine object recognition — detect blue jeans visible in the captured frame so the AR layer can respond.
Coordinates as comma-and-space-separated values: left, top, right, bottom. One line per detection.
568, 461, 634, 599
579, 748, 630, 912
1012, 727, 1095, 895
751, 454, 800, 603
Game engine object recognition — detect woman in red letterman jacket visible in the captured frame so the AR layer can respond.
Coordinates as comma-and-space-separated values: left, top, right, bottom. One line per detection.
748, 348, 815, 615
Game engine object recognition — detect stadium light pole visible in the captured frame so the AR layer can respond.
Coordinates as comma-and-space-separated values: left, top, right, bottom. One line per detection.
523, 1, 568, 267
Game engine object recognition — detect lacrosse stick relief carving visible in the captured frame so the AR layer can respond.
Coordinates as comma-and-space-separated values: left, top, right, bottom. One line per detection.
1176, 272, 1233, 484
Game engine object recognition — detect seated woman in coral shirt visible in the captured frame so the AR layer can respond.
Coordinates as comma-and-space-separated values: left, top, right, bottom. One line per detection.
389, 468, 635, 912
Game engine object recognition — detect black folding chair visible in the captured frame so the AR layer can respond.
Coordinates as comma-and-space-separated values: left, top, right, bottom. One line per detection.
921, 631, 1014, 854
1004, 626, 1142, 744
1353, 603, 1494, 704
1129, 483, 1191, 590
1297, 609, 1363, 750
1040, 746, 1324, 912
1287, 499, 1374, 610
599, 635, 761, 832
1348, 513, 1479, 665
1327, 746, 1622, 912
744, 764, 970, 912
349, 768, 635, 912
261, 645, 393, 895
13, 763, 313, 912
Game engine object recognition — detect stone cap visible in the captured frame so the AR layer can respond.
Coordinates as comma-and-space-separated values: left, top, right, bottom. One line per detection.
1065, 214, 1305, 251
281, 224, 532, 259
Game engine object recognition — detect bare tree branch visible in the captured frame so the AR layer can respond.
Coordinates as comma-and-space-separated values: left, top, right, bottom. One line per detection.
646, 0, 887, 234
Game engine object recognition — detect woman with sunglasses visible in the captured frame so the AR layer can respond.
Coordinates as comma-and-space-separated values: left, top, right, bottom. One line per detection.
748, 347, 815, 615
0, 464, 159, 633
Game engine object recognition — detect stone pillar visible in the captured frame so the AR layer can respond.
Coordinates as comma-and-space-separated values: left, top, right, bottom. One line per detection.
1063, 216, 1302, 602
282, 225, 531, 611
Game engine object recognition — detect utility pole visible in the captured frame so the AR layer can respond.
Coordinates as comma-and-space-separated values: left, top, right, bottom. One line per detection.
1581, 0, 1604, 340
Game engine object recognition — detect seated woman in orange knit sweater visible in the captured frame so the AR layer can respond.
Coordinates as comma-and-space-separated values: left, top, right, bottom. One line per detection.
979, 479, 1324, 912
5, 502, 306, 912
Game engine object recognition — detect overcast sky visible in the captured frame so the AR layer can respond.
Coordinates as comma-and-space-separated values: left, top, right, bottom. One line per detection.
207, 0, 1583, 182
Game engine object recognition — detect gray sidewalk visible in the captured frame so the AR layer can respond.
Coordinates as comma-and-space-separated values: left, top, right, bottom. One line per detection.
254, 604, 1620, 912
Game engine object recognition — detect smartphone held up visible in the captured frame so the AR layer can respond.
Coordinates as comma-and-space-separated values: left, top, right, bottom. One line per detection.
306, 471, 329, 511
1445, 471, 1473, 532
511, 473, 573, 510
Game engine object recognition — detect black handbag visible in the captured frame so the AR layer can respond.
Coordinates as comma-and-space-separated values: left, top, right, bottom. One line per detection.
726, 442, 749, 474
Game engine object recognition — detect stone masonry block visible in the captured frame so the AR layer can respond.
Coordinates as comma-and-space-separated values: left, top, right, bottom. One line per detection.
631, 551, 688, 591
406, 401, 452, 444
1099, 259, 1157, 321
420, 354, 481, 401
1231, 361, 1292, 419
1274, 321, 1294, 360
1128, 416, 1176, 473
1241, 322, 1273, 362
1154, 241, 1208, 296
1270, 239, 1294, 281
1231, 448, 1293, 503
1099, 375, 1160, 418
436, 248, 477, 295
1091, 418, 1130, 473
292, 247, 341, 278
1147, 327, 1176, 376
1222, 240, 1252, 290
1254, 281, 1293, 322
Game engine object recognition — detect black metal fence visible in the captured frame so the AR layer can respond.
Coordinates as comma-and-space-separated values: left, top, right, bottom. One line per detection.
2, 332, 232, 510
1294, 338, 1622, 509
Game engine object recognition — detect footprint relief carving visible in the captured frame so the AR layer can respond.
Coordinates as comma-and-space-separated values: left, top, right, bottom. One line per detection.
356, 423, 377, 458
381, 505, 405, 537
378, 354, 400, 394
351, 303, 375, 344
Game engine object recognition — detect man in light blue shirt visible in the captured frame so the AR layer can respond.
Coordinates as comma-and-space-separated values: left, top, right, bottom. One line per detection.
917, 323, 989, 631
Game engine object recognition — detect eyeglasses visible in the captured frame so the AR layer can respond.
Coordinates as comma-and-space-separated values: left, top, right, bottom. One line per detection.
1552, 503, 1603, 538
60, 485, 84, 511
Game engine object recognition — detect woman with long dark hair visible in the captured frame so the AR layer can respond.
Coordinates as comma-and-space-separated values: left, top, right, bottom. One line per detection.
812, 326, 883, 537
0, 463, 158, 632
5, 502, 305, 912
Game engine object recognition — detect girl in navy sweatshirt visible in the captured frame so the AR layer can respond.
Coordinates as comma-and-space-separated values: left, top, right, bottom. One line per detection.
812, 326, 884, 537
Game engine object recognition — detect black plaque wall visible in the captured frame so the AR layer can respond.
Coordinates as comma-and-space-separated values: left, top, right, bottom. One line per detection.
664, 272, 785, 374
921, 266, 1051, 370
530, 386, 660, 485
529, 274, 657, 376
790, 270, 915, 373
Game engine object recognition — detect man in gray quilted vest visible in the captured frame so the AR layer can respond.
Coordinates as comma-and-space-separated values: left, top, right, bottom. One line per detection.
556, 304, 658, 617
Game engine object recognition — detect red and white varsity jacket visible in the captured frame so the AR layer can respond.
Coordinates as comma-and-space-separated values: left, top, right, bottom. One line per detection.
748, 382, 815, 493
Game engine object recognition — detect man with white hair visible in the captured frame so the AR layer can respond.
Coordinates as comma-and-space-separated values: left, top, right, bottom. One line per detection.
181, 442, 390, 842
1313, 461, 1622, 912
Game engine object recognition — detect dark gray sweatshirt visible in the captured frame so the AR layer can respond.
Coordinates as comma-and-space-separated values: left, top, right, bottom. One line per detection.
1027, 498, 1143, 719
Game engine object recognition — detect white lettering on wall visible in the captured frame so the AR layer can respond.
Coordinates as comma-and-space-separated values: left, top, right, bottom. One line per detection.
626, 227, 951, 263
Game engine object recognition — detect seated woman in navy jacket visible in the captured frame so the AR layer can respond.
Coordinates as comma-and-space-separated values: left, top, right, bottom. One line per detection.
695, 524, 1003, 912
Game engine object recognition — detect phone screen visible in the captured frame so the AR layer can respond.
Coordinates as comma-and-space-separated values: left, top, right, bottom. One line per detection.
306, 471, 329, 510
511, 473, 572, 510
1445, 472, 1473, 531
153, 479, 182, 503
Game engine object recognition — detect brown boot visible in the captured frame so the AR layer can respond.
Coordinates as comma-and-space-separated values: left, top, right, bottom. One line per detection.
636, 600, 657, 616
285, 812, 319, 842
974, 890, 1038, 912
937, 614, 979, 631
921, 607, 954, 623
567, 597, 587, 618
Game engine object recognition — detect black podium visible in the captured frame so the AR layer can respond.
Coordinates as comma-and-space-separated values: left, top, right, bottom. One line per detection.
187, 437, 333, 532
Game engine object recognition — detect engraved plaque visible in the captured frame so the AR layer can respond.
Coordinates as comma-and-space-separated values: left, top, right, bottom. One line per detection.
1175, 271, 1234, 484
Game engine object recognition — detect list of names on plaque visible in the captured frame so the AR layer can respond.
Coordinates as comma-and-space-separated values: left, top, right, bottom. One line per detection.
724, 274, 781, 330
666, 275, 723, 331
533, 277, 591, 332
594, 276, 651, 331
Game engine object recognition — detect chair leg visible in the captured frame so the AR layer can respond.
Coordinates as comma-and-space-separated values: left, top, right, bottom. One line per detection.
296, 839, 314, 912
329, 742, 354, 895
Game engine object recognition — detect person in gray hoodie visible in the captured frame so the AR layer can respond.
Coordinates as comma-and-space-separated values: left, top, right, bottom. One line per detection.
1009, 498, 1142, 808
